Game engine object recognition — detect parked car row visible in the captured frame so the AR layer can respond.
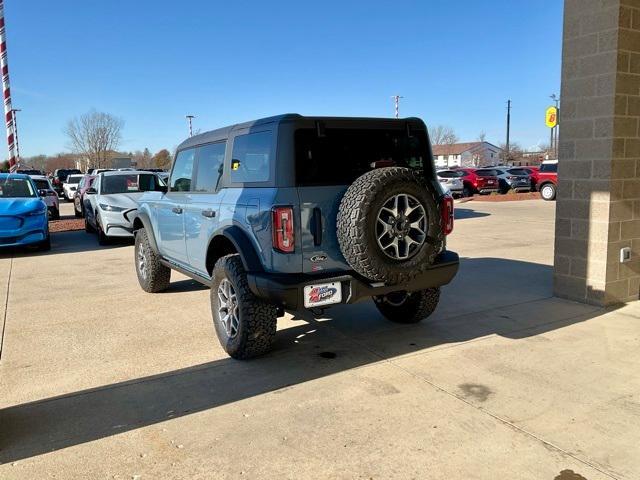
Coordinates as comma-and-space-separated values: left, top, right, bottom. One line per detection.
436, 160, 558, 201
76, 170, 167, 245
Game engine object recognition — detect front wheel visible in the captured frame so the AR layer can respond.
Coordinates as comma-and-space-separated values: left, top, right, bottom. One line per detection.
540, 183, 557, 201
211, 254, 278, 359
134, 228, 171, 293
96, 215, 110, 245
374, 288, 441, 324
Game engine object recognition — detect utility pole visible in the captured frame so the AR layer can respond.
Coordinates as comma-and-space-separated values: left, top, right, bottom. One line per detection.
11, 108, 20, 161
391, 95, 403, 119
505, 99, 511, 163
186, 115, 195, 137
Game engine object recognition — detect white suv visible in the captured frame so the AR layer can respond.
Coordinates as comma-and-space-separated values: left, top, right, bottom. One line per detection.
62, 174, 83, 201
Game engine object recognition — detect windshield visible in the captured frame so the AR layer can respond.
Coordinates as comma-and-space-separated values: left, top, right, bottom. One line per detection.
66, 175, 82, 184
33, 179, 51, 190
0, 178, 37, 198
475, 169, 498, 177
295, 128, 429, 186
100, 174, 160, 194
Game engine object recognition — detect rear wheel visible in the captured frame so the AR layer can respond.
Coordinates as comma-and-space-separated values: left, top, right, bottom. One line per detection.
210, 254, 277, 359
462, 185, 473, 197
540, 183, 556, 201
374, 288, 440, 324
135, 228, 171, 293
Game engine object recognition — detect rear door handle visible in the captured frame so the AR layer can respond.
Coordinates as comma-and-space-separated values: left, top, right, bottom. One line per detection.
201, 209, 216, 218
171, 206, 183, 214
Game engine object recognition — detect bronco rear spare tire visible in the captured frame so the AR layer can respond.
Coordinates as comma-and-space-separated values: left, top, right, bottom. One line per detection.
337, 167, 443, 284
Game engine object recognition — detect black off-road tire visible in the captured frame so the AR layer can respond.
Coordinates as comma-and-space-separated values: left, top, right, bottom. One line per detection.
134, 228, 171, 293
374, 288, 440, 324
337, 167, 444, 284
210, 254, 278, 359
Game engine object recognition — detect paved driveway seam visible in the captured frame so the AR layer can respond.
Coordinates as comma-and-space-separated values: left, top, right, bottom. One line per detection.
0, 255, 13, 361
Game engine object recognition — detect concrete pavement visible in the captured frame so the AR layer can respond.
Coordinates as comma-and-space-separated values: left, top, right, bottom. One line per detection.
0, 200, 638, 479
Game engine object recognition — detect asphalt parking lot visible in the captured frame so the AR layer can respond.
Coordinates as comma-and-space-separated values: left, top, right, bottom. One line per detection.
0, 200, 638, 479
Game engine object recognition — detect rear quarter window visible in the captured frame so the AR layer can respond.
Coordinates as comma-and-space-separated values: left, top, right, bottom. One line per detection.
540, 163, 558, 173
230, 131, 272, 183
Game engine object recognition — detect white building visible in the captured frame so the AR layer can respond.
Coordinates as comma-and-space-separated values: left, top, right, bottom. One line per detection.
432, 142, 503, 168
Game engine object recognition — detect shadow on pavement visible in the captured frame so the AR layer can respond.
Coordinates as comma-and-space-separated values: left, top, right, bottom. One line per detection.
0, 230, 133, 259
0, 257, 609, 463
454, 207, 490, 220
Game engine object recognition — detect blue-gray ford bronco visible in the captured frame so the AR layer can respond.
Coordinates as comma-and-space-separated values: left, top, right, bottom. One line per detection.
133, 114, 459, 359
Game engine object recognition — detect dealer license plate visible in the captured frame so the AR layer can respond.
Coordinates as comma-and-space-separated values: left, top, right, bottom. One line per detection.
304, 282, 342, 308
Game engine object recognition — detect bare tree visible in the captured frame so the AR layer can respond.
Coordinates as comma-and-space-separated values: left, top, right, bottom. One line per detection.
65, 109, 124, 169
152, 149, 172, 169
477, 131, 487, 142
429, 125, 458, 145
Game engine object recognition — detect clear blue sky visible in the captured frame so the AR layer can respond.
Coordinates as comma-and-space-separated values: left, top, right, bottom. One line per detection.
6, 0, 563, 157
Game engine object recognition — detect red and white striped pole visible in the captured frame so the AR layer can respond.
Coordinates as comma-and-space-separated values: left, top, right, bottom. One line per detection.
0, 0, 17, 172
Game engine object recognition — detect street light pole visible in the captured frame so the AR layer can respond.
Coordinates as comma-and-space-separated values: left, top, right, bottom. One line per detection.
11, 108, 20, 162
505, 99, 511, 162
391, 95, 403, 119
186, 115, 195, 137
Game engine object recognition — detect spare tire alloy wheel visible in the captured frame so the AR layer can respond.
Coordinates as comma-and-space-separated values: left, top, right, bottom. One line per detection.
337, 167, 443, 284
376, 194, 426, 260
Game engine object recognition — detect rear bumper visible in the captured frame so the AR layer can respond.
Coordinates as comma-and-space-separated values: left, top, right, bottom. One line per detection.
478, 187, 499, 194
247, 251, 460, 310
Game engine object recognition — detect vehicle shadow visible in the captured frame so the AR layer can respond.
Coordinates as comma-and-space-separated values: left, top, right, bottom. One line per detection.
0, 231, 133, 259
454, 207, 490, 220
0, 257, 610, 463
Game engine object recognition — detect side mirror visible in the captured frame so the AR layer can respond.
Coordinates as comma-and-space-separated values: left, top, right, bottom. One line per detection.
86, 187, 97, 195
157, 185, 168, 193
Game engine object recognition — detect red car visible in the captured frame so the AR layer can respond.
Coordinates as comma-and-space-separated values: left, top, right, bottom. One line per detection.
456, 168, 500, 196
73, 174, 96, 217
536, 161, 557, 201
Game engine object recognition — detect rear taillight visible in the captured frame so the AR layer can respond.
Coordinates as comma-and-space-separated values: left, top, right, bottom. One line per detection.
441, 195, 454, 235
272, 206, 295, 253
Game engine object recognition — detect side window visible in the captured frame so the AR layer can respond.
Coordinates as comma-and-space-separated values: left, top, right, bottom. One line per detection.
170, 148, 196, 192
230, 131, 272, 183
194, 142, 226, 192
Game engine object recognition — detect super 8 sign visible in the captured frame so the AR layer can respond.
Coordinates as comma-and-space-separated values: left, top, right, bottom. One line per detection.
546, 106, 558, 128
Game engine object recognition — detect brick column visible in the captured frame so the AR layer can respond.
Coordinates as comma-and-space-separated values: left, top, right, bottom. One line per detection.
555, 0, 640, 305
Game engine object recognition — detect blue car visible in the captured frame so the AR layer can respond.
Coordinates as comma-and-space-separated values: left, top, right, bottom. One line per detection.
0, 173, 51, 250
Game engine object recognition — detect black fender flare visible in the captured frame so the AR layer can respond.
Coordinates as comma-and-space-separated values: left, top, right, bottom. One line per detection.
132, 211, 159, 254
219, 225, 264, 273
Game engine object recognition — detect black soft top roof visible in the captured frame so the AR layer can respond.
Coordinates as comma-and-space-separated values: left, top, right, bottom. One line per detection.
176, 114, 426, 151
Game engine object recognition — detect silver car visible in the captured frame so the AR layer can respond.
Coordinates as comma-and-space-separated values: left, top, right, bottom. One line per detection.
437, 171, 464, 197
30, 175, 60, 219
83, 171, 165, 244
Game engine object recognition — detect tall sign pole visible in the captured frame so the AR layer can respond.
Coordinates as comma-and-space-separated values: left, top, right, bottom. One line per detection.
0, 0, 17, 172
